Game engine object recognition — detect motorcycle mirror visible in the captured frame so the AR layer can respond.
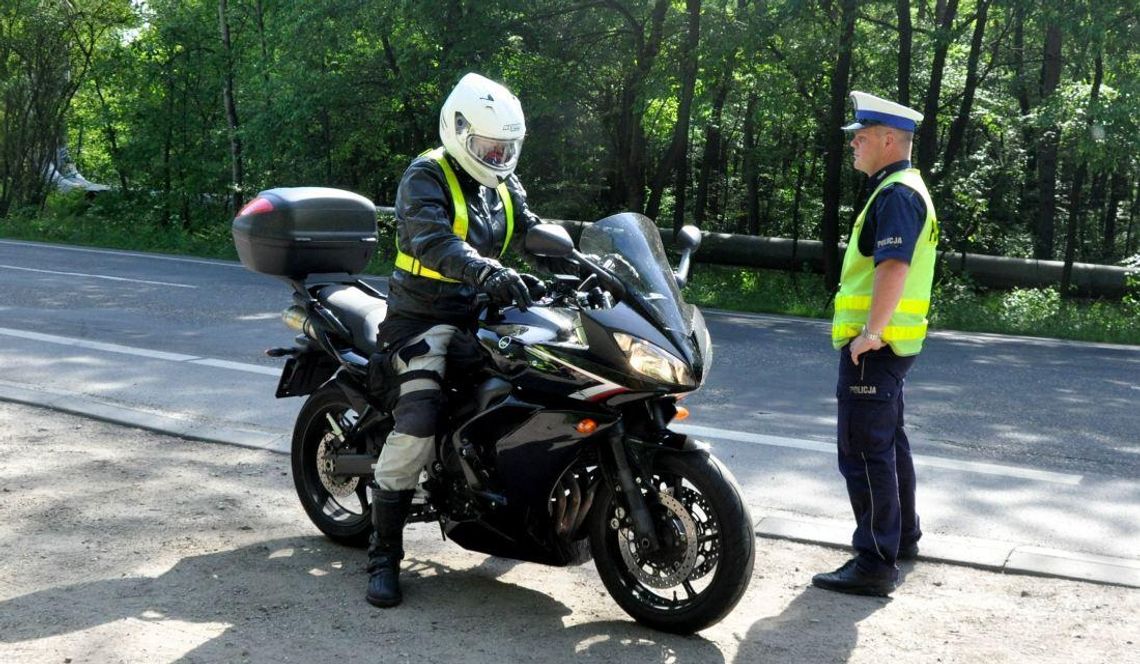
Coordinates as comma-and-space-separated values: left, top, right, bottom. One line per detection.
673, 225, 702, 289
675, 225, 702, 252
524, 223, 574, 258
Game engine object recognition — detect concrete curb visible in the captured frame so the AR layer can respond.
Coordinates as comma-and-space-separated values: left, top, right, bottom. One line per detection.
2, 383, 1137, 589
754, 516, 1140, 589
0, 382, 290, 454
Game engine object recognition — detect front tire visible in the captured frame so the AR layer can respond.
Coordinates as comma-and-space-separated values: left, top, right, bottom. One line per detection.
291, 382, 376, 547
590, 451, 755, 634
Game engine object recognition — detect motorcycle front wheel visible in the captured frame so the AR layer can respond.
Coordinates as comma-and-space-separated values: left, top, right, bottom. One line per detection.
291, 382, 377, 547
590, 450, 755, 634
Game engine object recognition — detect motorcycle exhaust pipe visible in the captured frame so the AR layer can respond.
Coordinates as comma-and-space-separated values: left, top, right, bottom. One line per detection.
571, 480, 597, 537
282, 305, 317, 338
556, 475, 582, 537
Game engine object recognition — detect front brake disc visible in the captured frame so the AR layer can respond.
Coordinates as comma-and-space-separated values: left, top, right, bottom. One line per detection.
616, 493, 699, 589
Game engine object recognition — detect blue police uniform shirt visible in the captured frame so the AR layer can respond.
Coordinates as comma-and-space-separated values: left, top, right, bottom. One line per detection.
857, 159, 927, 266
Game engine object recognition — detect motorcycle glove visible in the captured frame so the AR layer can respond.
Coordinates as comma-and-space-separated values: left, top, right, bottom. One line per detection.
480, 266, 533, 311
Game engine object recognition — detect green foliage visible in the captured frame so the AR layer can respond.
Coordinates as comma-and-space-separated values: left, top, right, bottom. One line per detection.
683, 264, 832, 318
1, 190, 236, 258
2, 0, 1138, 335
930, 273, 1140, 344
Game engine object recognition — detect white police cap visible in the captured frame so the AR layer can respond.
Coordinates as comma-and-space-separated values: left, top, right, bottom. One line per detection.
842, 91, 924, 133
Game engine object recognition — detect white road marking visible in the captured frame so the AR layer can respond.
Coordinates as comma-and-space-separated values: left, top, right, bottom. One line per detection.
0, 325, 1089, 486
0, 327, 199, 362
0, 239, 241, 267
675, 423, 1083, 486
0, 327, 279, 375
191, 358, 280, 376
0, 264, 197, 288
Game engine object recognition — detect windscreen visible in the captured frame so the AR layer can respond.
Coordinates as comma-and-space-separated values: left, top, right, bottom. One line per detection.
578, 213, 692, 339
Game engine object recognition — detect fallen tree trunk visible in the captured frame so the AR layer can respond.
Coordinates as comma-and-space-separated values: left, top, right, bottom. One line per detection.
375, 208, 1135, 298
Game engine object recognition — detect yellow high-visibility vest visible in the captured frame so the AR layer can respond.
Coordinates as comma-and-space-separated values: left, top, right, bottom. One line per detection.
394, 147, 514, 283
832, 168, 938, 356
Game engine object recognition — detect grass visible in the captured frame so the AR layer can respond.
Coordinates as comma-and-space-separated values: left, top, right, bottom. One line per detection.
3, 196, 1138, 346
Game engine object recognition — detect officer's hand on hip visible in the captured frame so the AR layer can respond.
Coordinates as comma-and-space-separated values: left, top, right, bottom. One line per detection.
850, 330, 884, 365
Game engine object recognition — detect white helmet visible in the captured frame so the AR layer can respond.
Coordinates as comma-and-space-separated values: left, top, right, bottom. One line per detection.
439, 73, 526, 188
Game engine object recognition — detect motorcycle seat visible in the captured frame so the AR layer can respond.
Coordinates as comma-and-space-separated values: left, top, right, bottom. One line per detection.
316, 284, 387, 354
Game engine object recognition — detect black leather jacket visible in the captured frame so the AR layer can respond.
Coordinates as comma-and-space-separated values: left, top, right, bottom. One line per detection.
385, 151, 545, 326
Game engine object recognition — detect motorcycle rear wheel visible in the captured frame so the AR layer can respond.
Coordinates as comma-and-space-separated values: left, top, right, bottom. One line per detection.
291, 382, 376, 547
589, 450, 755, 634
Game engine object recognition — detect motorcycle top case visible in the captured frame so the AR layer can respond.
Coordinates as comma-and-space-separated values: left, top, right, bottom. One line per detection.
232, 187, 378, 278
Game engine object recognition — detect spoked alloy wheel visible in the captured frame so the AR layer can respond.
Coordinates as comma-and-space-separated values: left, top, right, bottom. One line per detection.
590, 451, 755, 634
291, 383, 376, 547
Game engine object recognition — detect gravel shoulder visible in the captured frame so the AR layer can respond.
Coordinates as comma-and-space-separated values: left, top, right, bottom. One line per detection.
1, 401, 1136, 664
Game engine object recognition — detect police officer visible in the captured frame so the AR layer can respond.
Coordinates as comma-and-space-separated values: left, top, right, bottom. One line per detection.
366, 73, 556, 608
812, 91, 939, 597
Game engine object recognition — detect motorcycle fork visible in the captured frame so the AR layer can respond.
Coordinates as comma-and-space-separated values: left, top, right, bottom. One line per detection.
605, 422, 661, 554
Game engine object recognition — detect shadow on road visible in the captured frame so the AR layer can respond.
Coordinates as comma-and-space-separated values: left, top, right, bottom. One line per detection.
0, 536, 728, 663
733, 584, 890, 662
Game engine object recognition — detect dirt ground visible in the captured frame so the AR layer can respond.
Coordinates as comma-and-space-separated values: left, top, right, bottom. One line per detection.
0, 400, 1136, 664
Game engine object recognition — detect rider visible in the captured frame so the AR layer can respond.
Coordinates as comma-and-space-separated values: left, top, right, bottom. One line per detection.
366, 72, 561, 608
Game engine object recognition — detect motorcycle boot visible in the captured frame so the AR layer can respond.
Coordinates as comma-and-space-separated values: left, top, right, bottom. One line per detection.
366, 489, 415, 608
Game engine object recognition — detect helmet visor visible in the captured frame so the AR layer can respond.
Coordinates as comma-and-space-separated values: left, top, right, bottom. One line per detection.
465, 134, 521, 172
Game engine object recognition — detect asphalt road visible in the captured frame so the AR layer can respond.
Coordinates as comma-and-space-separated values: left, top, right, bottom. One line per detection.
1, 239, 1138, 561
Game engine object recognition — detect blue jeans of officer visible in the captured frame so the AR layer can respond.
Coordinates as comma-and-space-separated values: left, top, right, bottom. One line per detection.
836, 344, 921, 575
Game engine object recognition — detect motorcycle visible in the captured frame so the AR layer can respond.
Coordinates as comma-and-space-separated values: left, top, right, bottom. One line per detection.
234, 190, 754, 633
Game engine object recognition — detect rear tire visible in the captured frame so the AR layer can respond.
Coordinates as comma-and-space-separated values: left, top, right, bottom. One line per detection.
291, 383, 376, 547
590, 451, 755, 634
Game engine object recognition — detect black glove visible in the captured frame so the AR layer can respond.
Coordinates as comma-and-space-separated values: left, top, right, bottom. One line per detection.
480, 266, 533, 311
519, 273, 547, 300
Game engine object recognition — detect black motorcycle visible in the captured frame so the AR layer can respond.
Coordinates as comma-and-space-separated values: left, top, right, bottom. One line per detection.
233, 188, 754, 633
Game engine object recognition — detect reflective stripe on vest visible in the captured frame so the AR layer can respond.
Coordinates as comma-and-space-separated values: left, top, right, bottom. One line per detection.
831, 168, 938, 356
394, 147, 514, 282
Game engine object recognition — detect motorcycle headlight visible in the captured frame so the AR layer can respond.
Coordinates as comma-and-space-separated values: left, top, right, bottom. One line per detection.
614, 333, 693, 387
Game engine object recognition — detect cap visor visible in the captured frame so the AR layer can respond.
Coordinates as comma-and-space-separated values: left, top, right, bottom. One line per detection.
841, 121, 867, 133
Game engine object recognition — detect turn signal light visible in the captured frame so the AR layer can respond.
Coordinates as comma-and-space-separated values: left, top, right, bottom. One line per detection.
576, 419, 598, 434
674, 406, 690, 421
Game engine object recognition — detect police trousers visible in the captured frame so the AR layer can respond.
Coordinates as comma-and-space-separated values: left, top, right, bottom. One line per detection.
373, 324, 462, 491
836, 345, 921, 573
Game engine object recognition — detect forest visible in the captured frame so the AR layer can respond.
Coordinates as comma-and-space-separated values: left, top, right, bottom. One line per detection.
2, 0, 1138, 292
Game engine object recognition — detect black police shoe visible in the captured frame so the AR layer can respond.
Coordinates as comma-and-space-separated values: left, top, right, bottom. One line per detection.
812, 558, 898, 597
897, 541, 920, 561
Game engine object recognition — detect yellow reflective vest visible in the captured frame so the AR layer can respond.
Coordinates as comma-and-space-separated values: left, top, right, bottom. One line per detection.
831, 168, 938, 356
394, 147, 514, 283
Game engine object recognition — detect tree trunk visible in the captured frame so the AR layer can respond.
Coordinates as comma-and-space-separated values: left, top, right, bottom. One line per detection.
1035, 23, 1063, 260
821, 0, 858, 292
896, 0, 912, 107
1126, 175, 1139, 256
1013, 4, 1036, 223
381, 34, 427, 150
1063, 49, 1103, 293
91, 77, 129, 191
645, 0, 701, 230
1061, 164, 1086, 294
1103, 172, 1126, 259
161, 58, 175, 227
916, 0, 960, 176
791, 151, 807, 257
694, 55, 734, 226
741, 92, 759, 235
608, 0, 669, 213
937, 0, 989, 184
1086, 172, 1106, 250
219, 0, 244, 213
